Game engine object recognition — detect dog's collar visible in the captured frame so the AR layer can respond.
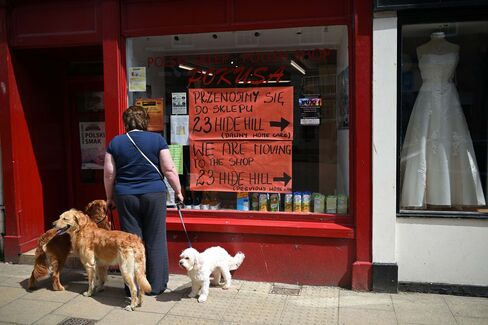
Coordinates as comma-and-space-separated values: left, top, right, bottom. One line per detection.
96, 214, 107, 225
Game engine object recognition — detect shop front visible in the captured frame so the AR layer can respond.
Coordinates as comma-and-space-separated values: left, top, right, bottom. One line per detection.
372, 0, 488, 294
0, 0, 372, 288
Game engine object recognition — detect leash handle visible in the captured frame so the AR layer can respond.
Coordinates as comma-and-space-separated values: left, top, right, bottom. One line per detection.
176, 204, 192, 248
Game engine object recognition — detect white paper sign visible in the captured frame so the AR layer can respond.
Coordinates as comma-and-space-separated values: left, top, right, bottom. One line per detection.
128, 67, 146, 92
170, 115, 189, 145
79, 122, 105, 169
171, 92, 187, 114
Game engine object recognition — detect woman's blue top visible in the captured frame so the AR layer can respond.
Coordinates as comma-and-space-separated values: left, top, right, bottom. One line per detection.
107, 130, 168, 195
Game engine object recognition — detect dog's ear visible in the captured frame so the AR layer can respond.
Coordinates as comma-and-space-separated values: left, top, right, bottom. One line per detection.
193, 251, 203, 269
73, 210, 88, 227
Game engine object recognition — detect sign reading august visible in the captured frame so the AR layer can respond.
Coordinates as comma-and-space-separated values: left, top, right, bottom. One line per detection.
189, 86, 293, 193
189, 87, 293, 140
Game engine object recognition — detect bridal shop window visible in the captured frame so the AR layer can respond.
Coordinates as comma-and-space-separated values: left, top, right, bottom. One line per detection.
399, 20, 488, 214
126, 26, 350, 215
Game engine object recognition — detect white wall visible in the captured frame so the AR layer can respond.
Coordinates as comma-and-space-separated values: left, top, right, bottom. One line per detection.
372, 13, 397, 264
372, 13, 488, 286
397, 218, 488, 286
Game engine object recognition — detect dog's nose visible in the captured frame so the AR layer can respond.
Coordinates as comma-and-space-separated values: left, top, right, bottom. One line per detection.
179, 261, 184, 266
52, 221, 56, 227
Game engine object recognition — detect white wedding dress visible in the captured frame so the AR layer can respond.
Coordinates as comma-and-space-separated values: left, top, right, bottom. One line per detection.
400, 42, 486, 208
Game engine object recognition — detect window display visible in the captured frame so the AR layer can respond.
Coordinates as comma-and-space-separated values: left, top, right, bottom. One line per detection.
127, 26, 350, 214
399, 21, 488, 212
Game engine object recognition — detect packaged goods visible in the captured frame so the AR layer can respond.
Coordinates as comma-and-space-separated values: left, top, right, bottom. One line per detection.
251, 193, 260, 211
326, 195, 337, 213
293, 192, 302, 212
312, 193, 325, 213
259, 193, 268, 211
269, 193, 280, 212
236, 192, 250, 211
302, 192, 311, 212
284, 193, 293, 212
337, 194, 348, 214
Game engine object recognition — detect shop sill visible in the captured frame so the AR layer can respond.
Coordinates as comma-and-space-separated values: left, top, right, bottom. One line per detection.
166, 209, 354, 239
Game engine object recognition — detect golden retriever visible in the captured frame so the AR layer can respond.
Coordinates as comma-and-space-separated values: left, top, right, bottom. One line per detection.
28, 199, 112, 291
53, 209, 151, 311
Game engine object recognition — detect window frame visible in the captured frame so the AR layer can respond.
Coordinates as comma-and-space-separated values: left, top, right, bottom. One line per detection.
396, 7, 488, 218
125, 25, 355, 221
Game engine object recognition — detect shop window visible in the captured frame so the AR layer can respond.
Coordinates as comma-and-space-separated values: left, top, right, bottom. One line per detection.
399, 19, 488, 214
126, 26, 350, 215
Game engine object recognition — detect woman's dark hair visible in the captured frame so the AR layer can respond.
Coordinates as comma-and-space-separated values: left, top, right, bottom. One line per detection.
123, 105, 149, 132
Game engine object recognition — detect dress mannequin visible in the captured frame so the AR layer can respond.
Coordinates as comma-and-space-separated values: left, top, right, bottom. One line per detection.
400, 32, 486, 208
416, 32, 459, 57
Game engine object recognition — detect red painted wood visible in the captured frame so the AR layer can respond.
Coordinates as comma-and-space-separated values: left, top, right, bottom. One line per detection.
10, 0, 102, 48
351, 0, 373, 290
123, 0, 228, 36
121, 0, 351, 37
233, 0, 348, 23
168, 232, 354, 286
0, 8, 23, 261
167, 215, 354, 239
102, 0, 127, 143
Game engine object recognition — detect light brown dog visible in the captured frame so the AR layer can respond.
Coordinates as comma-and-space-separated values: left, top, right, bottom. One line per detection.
28, 199, 112, 291
52, 209, 151, 311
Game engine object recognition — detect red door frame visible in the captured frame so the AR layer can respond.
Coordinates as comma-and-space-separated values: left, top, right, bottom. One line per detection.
1, 0, 372, 289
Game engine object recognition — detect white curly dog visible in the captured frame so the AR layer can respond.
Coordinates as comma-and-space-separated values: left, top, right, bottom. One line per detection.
179, 246, 245, 303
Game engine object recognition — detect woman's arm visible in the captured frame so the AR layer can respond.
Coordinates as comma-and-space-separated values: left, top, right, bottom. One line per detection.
159, 149, 184, 203
103, 152, 117, 209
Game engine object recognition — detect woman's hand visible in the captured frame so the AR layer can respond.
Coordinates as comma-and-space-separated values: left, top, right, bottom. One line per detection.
175, 192, 184, 205
107, 199, 117, 210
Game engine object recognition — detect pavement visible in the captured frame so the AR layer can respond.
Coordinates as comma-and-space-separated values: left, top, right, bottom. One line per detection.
0, 263, 487, 325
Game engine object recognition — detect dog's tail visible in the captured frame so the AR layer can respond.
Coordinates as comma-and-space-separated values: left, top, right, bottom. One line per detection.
28, 247, 49, 290
134, 243, 152, 294
229, 252, 245, 271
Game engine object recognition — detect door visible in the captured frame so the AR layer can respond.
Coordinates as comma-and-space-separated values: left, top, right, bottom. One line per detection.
66, 77, 106, 209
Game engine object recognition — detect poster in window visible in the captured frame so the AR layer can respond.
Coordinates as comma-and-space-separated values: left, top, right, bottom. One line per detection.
79, 122, 105, 170
188, 87, 293, 193
172, 92, 187, 114
128, 67, 146, 92
135, 98, 164, 132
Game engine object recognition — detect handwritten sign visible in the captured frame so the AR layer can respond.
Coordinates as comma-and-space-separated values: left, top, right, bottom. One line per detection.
189, 87, 293, 140
135, 98, 164, 132
190, 140, 292, 192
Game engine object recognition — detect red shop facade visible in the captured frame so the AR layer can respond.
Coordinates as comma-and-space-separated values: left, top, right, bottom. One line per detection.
0, 0, 372, 289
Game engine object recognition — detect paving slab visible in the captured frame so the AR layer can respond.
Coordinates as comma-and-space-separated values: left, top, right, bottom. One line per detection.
97, 308, 164, 325
339, 290, 394, 311
392, 293, 456, 325
0, 298, 63, 324
52, 294, 122, 320
0, 287, 29, 307
338, 307, 397, 325
221, 293, 286, 324
455, 316, 488, 325
238, 280, 272, 294
136, 294, 177, 314
444, 295, 488, 319
159, 314, 221, 325
169, 296, 231, 321
32, 314, 68, 325
22, 287, 80, 303
301, 285, 340, 298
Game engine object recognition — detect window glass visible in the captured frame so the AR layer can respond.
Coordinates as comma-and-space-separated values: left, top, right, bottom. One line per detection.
127, 26, 350, 214
399, 21, 488, 212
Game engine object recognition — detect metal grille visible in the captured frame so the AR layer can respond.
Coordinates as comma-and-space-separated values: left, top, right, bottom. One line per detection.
57, 317, 96, 325
269, 284, 301, 296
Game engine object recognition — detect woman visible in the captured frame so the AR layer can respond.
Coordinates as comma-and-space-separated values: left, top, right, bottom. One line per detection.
104, 105, 183, 295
